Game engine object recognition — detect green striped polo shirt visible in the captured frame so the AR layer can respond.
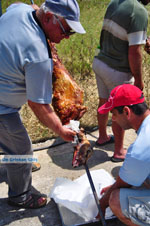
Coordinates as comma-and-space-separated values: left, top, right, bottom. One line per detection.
96, 0, 148, 72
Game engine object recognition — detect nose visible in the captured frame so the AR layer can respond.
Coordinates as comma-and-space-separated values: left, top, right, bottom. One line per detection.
65, 35, 70, 39
61, 34, 70, 40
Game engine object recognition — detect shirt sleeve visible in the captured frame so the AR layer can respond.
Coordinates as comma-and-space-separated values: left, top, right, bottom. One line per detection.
128, 31, 147, 46
119, 147, 150, 187
25, 59, 53, 104
127, 5, 148, 46
6, 3, 33, 12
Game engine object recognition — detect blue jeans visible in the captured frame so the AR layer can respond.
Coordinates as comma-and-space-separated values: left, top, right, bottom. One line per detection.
0, 112, 32, 202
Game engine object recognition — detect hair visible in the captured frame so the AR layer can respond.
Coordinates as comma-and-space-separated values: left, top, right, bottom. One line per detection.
40, 3, 51, 13
38, 3, 63, 24
40, 3, 63, 17
114, 102, 148, 116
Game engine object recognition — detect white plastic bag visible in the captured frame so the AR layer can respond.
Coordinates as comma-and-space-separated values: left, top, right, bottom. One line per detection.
50, 169, 115, 222
64, 120, 80, 144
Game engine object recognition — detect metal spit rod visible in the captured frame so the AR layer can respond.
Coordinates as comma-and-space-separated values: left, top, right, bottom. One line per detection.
84, 164, 107, 226
30, 0, 34, 4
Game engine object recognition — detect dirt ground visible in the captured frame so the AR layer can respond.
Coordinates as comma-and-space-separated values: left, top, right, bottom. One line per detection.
0, 126, 137, 226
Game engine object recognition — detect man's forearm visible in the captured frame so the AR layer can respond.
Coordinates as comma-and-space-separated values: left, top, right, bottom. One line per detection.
100, 176, 131, 215
28, 100, 64, 136
100, 182, 118, 213
128, 45, 143, 90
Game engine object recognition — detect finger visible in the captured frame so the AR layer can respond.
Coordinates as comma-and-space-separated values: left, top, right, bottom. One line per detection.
100, 188, 105, 194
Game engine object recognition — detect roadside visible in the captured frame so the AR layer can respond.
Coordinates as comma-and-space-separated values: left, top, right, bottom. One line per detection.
0, 126, 136, 226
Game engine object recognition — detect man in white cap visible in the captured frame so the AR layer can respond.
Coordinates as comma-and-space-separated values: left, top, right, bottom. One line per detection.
0, 0, 85, 209
97, 84, 150, 226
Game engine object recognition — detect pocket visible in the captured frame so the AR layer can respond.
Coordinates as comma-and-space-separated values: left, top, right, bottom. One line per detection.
128, 196, 150, 225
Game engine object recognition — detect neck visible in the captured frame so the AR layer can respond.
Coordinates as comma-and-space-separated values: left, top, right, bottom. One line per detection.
133, 109, 150, 131
35, 10, 42, 23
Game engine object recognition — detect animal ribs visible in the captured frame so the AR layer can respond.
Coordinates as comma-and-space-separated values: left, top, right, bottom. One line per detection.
50, 42, 87, 125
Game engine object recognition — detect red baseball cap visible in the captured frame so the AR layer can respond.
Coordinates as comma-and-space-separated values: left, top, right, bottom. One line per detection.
98, 84, 145, 114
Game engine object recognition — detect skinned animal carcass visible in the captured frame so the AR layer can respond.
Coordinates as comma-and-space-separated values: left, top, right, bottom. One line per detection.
72, 128, 93, 168
49, 41, 87, 125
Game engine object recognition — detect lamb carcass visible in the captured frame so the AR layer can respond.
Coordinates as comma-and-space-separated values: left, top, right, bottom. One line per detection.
49, 41, 87, 125
72, 128, 93, 168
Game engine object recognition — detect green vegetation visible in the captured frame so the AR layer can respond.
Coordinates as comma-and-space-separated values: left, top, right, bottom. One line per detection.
57, 0, 108, 78
1, 0, 150, 142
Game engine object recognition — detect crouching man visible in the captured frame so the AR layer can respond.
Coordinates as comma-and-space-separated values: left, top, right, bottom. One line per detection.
98, 84, 150, 226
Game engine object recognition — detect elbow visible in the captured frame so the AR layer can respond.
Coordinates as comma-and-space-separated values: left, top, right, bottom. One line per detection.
28, 99, 34, 108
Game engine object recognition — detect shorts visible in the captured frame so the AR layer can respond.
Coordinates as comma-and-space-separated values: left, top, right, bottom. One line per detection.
92, 57, 134, 99
120, 188, 150, 226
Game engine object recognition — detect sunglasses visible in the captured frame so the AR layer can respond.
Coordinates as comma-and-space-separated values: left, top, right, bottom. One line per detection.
54, 15, 75, 36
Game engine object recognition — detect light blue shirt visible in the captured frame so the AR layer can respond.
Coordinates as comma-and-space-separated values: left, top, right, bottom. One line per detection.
119, 115, 150, 186
0, 3, 53, 114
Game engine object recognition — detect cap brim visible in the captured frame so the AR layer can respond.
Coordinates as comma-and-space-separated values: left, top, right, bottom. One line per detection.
66, 19, 86, 34
98, 102, 113, 114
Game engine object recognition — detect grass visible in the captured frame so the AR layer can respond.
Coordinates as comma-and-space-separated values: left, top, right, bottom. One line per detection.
1, 0, 150, 142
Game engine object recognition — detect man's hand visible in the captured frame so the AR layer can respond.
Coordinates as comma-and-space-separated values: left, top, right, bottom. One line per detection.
144, 37, 150, 55
95, 177, 131, 220
134, 79, 144, 91
31, 4, 39, 10
28, 100, 76, 142
101, 185, 112, 195
60, 126, 76, 142
96, 185, 112, 219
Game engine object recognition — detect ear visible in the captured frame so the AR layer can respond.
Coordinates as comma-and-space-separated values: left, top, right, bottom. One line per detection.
123, 106, 130, 118
43, 12, 53, 25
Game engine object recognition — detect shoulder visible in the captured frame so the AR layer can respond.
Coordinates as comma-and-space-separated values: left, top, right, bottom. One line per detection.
105, 0, 147, 30
6, 3, 33, 12
133, 1, 148, 19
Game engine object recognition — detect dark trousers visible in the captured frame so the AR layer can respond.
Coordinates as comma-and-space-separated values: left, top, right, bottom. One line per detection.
0, 112, 32, 202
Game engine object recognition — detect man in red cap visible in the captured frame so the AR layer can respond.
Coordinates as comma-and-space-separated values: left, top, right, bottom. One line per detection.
98, 84, 150, 226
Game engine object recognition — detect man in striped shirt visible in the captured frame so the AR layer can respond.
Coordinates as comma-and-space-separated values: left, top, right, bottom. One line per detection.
93, 0, 150, 162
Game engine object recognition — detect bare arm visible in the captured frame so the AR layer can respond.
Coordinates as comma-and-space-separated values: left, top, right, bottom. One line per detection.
28, 100, 76, 142
99, 176, 131, 216
128, 45, 144, 90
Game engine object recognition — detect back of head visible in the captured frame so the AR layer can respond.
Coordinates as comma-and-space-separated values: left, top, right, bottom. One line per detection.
44, 0, 86, 34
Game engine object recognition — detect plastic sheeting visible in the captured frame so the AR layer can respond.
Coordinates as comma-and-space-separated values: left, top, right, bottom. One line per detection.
50, 169, 115, 222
